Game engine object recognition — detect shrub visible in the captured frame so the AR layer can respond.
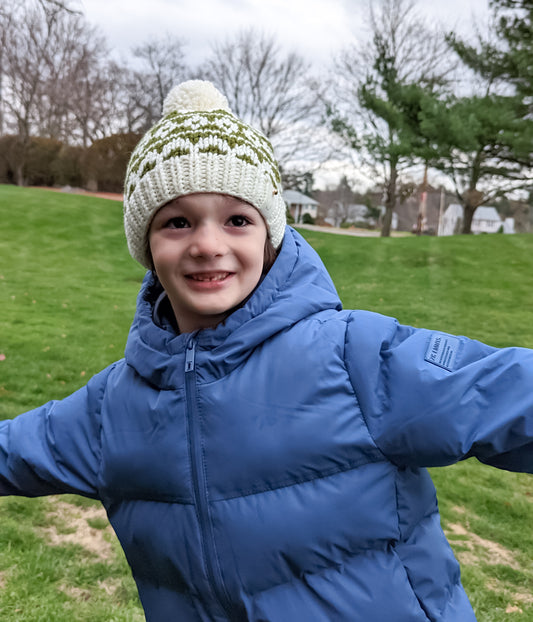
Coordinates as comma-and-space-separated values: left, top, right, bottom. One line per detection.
0, 136, 84, 188
286, 207, 295, 224
84, 133, 142, 193
354, 220, 375, 230
302, 212, 315, 225
25, 137, 63, 186
0, 135, 25, 184
50, 144, 85, 188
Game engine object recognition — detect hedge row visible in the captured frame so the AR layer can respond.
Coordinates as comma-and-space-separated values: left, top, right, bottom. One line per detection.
0, 133, 141, 193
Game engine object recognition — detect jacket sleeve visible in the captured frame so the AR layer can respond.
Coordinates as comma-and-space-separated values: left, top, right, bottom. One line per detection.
0, 364, 116, 498
344, 310, 533, 472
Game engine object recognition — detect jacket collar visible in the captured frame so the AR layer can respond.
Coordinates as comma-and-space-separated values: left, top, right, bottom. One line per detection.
124, 226, 342, 388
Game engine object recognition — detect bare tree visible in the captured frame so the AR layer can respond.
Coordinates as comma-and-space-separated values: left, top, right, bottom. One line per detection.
329, 0, 456, 235
36, 0, 81, 13
34, 12, 115, 146
0, 0, 116, 181
0, 0, 23, 136
198, 28, 328, 177
123, 34, 189, 133
1, 1, 55, 183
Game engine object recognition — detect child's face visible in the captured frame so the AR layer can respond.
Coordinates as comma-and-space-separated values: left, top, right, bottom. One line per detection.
149, 193, 268, 333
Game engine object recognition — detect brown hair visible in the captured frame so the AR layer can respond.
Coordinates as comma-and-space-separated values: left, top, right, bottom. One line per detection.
263, 237, 279, 274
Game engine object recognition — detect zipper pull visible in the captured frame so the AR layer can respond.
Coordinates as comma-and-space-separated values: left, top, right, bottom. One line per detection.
185, 338, 196, 372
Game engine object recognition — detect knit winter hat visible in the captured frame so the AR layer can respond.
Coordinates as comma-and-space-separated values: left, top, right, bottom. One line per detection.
123, 80, 286, 268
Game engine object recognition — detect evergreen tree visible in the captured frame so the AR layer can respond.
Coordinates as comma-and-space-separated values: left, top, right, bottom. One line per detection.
420, 92, 532, 233
355, 49, 443, 236
436, 1, 533, 233
489, 0, 533, 108
328, 0, 453, 237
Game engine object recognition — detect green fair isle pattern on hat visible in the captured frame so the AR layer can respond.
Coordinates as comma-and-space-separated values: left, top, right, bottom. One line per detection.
126, 112, 281, 195
123, 80, 286, 268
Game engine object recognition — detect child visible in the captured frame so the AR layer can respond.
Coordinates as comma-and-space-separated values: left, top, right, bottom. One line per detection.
1, 80, 532, 622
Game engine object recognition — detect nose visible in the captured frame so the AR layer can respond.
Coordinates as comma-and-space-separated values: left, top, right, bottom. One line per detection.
189, 222, 227, 258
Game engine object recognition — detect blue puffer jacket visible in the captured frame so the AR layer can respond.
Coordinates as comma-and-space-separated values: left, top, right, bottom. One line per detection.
1, 227, 532, 621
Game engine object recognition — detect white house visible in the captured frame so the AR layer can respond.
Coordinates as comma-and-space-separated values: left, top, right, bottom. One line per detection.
325, 203, 397, 229
473, 206, 505, 233
326, 204, 372, 227
439, 204, 464, 236
503, 217, 516, 234
283, 189, 319, 223
439, 204, 513, 235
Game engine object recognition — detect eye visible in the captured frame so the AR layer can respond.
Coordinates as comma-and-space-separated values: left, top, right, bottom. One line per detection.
165, 216, 189, 229
227, 214, 250, 227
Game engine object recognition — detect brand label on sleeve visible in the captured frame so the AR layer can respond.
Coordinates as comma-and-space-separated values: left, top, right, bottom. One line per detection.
424, 333, 460, 372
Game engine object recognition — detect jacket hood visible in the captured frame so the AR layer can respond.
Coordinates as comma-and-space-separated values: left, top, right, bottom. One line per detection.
124, 226, 342, 388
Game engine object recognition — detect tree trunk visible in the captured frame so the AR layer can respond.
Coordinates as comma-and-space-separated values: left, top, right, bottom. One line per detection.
15, 163, 25, 187
461, 203, 475, 234
382, 205, 394, 237
381, 164, 397, 237
461, 188, 483, 234
14, 136, 29, 187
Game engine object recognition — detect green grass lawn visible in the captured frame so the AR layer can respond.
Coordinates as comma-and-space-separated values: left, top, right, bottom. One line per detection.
1, 185, 532, 620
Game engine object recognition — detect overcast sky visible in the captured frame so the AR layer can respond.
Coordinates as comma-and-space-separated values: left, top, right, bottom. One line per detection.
79, 0, 490, 189
80, 0, 490, 69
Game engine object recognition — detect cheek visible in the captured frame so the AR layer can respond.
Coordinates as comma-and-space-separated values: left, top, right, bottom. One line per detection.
149, 233, 174, 262
247, 249, 268, 290
248, 235, 268, 272
149, 245, 165, 273
149, 243, 178, 284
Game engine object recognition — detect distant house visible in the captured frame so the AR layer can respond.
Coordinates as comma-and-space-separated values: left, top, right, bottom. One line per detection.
325, 204, 372, 227
324, 203, 398, 230
503, 217, 516, 234
347, 204, 369, 222
472, 206, 505, 233
439, 204, 464, 235
283, 189, 319, 223
439, 204, 514, 235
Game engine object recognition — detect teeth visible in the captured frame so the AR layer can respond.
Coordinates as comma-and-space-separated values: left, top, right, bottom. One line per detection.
190, 273, 228, 282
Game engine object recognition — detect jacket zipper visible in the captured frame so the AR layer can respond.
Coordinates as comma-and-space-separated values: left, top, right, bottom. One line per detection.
185, 337, 234, 618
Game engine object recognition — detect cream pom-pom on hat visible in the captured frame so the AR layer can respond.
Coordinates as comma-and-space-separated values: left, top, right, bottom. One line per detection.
123, 80, 286, 268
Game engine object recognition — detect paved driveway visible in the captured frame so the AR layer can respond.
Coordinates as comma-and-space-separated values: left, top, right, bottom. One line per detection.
294, 224, 408, 238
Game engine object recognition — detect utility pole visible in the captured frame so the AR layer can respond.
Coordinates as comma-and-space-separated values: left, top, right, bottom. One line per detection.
416, 164, 428, 235
437, 187, 446, 236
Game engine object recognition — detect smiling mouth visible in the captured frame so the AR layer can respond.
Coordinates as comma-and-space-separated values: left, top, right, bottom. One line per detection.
186, 272, 232, 282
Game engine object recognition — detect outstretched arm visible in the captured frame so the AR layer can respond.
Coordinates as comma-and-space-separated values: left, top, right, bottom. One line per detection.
0, 364, 116, 499
345, 311, 533, 472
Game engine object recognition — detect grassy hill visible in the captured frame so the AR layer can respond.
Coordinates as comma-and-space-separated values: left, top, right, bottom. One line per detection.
0, 185, 532, 620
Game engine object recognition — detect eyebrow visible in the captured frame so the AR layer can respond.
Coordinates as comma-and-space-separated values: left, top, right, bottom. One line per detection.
155, 197, 259, 219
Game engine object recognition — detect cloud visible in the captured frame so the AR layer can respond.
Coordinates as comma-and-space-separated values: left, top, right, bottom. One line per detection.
82, 0, 488, 69
82, 0, 363, 67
